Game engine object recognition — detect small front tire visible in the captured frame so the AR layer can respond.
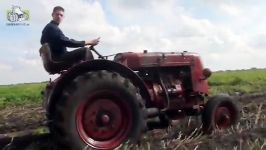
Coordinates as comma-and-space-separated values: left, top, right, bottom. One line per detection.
202, 95, 240, 133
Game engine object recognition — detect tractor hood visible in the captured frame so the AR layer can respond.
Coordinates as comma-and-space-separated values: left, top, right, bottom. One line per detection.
113, 51, 202, 69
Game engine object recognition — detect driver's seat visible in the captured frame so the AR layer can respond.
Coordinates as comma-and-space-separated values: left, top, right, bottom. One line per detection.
39, 43, 72, 74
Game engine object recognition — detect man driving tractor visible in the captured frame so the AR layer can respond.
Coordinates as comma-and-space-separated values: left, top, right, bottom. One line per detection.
40, 6, 100, 64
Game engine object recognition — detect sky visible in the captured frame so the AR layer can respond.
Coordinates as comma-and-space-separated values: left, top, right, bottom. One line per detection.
0, 0, 266, 85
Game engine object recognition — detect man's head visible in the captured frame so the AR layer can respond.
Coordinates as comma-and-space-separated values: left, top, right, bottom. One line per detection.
52, 6, 64, 24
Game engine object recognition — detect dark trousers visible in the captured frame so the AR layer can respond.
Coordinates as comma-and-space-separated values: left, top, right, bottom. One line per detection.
55, 47, 93, 64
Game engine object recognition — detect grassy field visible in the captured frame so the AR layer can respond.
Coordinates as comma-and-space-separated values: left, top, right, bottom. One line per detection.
208, 68, 266, 95
0, 82, 46, 108
0, 68, 266, 108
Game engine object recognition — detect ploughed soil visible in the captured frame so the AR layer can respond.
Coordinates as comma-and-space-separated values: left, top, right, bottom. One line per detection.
0, 106, 46, 134
0, 93, 266, 150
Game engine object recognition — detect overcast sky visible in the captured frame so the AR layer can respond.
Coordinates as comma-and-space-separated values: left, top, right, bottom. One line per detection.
0, 0, 266, 85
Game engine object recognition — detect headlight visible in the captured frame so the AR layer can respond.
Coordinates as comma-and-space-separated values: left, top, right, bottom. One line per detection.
202, 68, 212, 79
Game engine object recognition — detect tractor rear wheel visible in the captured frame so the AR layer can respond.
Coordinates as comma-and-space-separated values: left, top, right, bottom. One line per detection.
51, 71, 146, 150
202, 95, 240, 133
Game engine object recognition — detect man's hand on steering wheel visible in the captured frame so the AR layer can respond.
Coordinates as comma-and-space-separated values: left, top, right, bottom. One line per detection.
85, 37, 100, 46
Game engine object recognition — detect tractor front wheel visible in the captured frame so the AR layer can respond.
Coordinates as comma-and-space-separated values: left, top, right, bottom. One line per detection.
202, 95, 240, 133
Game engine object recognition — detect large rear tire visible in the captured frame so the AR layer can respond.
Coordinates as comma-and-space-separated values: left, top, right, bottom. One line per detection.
50, 70, 146, 150
202, 95, 240, 133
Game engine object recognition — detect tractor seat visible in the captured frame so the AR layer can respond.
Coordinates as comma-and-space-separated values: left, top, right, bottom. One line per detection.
39, 43, 72, 74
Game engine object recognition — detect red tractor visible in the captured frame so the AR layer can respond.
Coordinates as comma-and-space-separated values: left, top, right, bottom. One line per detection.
40, 44, 239, 150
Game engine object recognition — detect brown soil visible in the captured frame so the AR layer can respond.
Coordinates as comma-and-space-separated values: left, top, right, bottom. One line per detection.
0, 105, 46, 134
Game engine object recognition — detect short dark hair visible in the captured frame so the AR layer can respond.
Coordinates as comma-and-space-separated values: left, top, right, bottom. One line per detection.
53, 6, 64, 13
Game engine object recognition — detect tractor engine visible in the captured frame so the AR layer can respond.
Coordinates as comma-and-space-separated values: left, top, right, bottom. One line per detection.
138, 67, 189, 110
114, 51, 211, 122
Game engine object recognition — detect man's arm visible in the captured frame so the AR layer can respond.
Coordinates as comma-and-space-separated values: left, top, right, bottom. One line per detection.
58, 31, 85, 48
58, 31, 100, 47
50, 26, 99, 47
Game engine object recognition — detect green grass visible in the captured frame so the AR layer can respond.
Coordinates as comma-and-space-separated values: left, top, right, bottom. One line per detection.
208, 68, 266, 95
0, 69, 266, 108
0, 82, 46, 108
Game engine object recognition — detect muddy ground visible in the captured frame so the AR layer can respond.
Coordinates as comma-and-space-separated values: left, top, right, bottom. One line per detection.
0, 93, 266, 150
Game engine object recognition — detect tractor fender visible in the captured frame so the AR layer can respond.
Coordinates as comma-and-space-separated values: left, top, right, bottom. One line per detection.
47, 59, 151, 117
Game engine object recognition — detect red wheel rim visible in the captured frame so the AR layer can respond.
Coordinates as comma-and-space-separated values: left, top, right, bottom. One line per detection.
76, 90, 133, 149
214, 106, 236, 129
